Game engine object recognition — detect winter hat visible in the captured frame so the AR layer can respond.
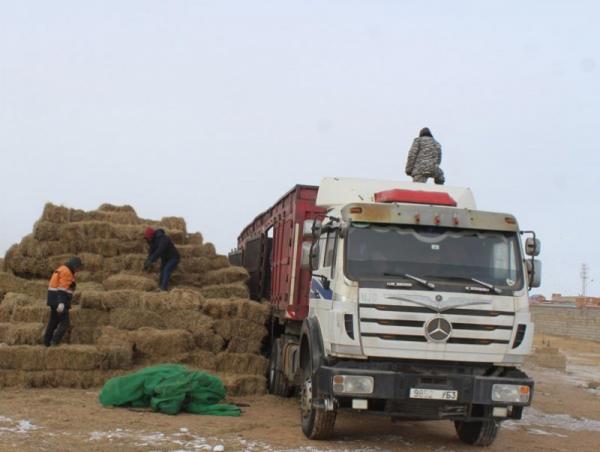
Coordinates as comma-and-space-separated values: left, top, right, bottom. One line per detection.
66, 256, 83, 272
143, 227, 155, 240
419, 127, 433, 137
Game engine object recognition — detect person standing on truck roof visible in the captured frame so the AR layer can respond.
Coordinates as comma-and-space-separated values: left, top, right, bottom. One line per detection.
44, 256, 83, 347
143, 227, 180, 291
405, 127, 445, 184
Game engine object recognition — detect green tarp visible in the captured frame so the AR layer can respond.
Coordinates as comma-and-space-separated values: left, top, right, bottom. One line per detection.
99, 364, 241, 416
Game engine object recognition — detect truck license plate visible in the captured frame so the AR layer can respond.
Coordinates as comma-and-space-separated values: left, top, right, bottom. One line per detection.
410, 388, 458, 401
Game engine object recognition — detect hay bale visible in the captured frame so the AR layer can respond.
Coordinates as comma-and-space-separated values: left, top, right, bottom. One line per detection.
80, 289, 203, 313
193, 331, 226, 354
0, 293, 41, 322
96, 326, 133, 350
0, 322, 43, 345
77, 281, 105, 292
47, 253, 104, 273
162, 310, 213, 334
0, 346, 46, 370
86, 239, 122, 257
109, 308, 166, 330
4, 254, 52, 279
104, 254, 147, 274
221, 374, 267, 396
68, 326, 101, 345
87, 210, 140, 225
18, 236, 72, 258
160, 216, 187, 233
98, 203, 137, 214
0, 369, 124, 389
235, 300, 271, 324
10, 305, 48, 323
197, 298, 269, 324
202, 267, 249, 286
70, 307, 110, 327
177, 257, 221, 274
46, 345, 132, 370
213, 319, 267, 342
175, 245, 202, 259
216, 353, 268, 376
183, 350, 217, 371
74, 270, 105, 283
186, 232, 204, 245
41, 203, 76, 223
200, 282, 249, 299
103, 274, 157, 291
32, 221, 62, 241
129, 328, 195, 356
226, 336, 263, 354
0, 273, 46, 299
197, 298, 238, 319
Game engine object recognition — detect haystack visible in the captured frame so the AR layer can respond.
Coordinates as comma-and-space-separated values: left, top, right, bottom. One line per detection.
0, 202, 269, 396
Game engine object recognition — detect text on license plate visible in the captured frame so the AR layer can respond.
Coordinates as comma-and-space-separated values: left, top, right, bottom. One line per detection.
410, 388, 458, 401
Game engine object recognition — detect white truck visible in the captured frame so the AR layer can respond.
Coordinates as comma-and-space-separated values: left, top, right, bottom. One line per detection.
231, 177, 541, 446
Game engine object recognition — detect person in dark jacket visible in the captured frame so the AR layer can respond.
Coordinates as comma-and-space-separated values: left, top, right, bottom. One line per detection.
44, 256, 83, 347
143, 227, 180, 291
405, 127, 445, 184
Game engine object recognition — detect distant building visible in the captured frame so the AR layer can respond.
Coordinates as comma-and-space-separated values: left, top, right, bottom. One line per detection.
540, 293, 600, 308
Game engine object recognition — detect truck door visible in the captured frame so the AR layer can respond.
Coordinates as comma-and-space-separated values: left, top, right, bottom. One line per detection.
310, 231, 336, 348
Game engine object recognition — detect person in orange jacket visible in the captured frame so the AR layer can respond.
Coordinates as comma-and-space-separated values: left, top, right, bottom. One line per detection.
43, 256, 83, 347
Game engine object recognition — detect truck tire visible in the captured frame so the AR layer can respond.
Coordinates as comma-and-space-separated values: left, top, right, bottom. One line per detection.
268, 339, 291, 397
300, 346, 336, 439
454, 419, 499, 446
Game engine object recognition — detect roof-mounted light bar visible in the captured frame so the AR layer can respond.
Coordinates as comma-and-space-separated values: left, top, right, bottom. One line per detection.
374, 189, 457, 207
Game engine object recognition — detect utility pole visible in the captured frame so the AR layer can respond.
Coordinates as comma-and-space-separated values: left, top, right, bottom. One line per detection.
581, 263, 589, 297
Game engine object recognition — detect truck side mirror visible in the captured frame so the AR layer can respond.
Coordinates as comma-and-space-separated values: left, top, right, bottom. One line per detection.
302, 220, 314, 239
526, 259, 542, 288
310, 242, 320, 271
300, 242, 312, 269
525, 238, 541, 256
300, 241, 320, 271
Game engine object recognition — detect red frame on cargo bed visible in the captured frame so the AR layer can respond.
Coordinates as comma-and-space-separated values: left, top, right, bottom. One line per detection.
236, 185, 325, 320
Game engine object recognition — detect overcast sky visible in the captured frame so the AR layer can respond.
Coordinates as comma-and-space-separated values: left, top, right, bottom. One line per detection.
1, 1, 598, 297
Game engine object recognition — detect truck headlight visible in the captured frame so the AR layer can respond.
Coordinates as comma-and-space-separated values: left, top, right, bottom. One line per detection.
491, 384, 530, 403
332, 375, 374, 394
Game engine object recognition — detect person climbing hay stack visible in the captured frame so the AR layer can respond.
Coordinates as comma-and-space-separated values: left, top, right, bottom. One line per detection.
143, 227, 180, 291
44, 256, 83, 347
405, 127, 445, 184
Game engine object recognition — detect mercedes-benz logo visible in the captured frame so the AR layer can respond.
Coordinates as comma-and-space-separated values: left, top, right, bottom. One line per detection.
435, 295, 443, 302
424, 316, 452, 343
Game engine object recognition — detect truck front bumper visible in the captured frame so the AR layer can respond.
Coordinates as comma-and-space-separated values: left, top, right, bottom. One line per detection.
313, 363, 534, 421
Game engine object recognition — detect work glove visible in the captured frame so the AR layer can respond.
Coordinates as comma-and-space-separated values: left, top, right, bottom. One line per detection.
57, 303, 65, 314
143, 259, 152, 272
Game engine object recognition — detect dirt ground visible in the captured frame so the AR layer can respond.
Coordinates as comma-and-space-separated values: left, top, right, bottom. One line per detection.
2, 334, 600, 451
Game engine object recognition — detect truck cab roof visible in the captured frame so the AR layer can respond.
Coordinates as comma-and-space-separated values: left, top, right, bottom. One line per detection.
316, 177, 477, 210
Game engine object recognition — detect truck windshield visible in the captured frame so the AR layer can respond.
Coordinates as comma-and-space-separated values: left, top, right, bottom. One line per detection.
345, 223, 523, 292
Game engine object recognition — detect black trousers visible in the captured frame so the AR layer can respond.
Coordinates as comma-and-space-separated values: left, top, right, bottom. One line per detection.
43, 306, 70, 346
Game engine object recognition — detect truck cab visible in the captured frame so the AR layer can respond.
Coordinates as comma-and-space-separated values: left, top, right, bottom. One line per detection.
232, 177, 541, 446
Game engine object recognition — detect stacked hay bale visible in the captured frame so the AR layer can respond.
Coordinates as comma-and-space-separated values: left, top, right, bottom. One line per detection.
0, 203, 268, 396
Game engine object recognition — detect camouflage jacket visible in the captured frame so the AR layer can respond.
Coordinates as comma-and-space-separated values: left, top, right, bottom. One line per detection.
405, 136, 442, 177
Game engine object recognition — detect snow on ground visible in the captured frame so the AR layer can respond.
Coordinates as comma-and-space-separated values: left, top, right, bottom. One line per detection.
0, 416, 41, 435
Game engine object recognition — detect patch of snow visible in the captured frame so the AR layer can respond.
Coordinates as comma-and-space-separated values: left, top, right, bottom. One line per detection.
504, 407, 600, 433
0, 418, 41, 436
526, 428, 567, 438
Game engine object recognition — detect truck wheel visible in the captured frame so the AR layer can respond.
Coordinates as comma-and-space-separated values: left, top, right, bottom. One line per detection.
268, 339, 291, 397
299, 349, 336, 439
454, 419, 499, 446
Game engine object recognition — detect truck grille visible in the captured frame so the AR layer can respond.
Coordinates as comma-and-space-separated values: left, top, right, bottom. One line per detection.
358, 297, 515, 357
